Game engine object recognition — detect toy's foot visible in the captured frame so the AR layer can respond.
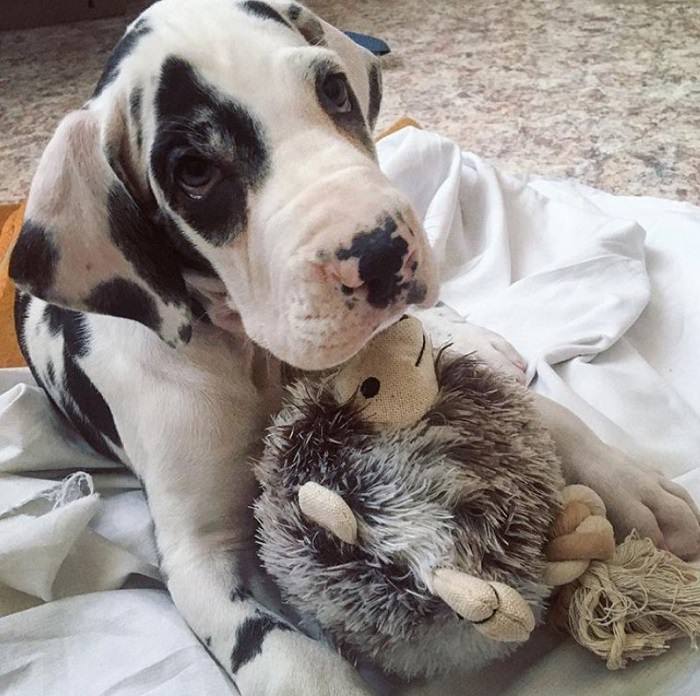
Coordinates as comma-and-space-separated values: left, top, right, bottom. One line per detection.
431, 568, 535, 642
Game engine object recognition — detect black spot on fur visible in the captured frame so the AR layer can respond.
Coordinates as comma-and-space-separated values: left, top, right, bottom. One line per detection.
229, 586, 252, 602
230, 614, 292, 674
241, 1, 291, 27
287, 3, 301, 21
155, 209, 217, 277
60, 314, 122, 459
46, 360, 55, 385
367, 63, 382, 130
189, 295, 212, 325
107, 186, 190, 310
336, 216, 409, 308
314, 60, 374, 154
62, 308, 92, 358
204, 636, 212, 648
9, 221, 59, 298
93, 18, 151, 97
43, 304, 63, 336
86, 278, 161, 333
406, 282, 427, 305
178, 324, 192, 343
152, 57, 269, 245
129, 87, 144, 151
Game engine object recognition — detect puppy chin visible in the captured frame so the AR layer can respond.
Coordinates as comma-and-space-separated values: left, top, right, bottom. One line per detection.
274, 333, 372, 372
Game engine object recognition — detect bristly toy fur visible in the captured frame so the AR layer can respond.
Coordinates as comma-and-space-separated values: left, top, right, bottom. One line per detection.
254, 351, 564, 679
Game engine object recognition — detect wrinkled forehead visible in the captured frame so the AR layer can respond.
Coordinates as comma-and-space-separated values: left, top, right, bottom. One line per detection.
92, 0, 377, 118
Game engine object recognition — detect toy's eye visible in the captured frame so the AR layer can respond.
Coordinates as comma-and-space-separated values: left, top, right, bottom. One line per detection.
360, 377, 381, 398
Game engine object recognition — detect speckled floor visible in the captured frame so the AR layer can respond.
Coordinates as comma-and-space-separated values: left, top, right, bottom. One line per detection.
0, 0, 698, 203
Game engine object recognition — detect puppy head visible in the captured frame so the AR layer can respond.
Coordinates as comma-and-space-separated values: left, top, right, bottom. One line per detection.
10, 0, 437, 367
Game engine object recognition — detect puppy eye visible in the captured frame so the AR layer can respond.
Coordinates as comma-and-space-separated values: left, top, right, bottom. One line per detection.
360, 377, 381, 398
320, 73, 351, 114
174, 155, 221, 199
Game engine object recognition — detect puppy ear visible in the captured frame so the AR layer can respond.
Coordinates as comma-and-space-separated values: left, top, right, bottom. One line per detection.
285, 3, 383, 131
10, 106, 192, 347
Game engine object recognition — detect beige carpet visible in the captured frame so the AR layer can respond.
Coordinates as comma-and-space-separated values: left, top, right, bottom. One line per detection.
0, 0, 698, 203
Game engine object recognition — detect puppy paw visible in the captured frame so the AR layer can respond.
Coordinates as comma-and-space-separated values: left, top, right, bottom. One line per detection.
412, 305, 527, 384
574, 453, 700, 561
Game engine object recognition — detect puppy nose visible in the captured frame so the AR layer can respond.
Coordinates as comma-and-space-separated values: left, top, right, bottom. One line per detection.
327, 215, 420, 309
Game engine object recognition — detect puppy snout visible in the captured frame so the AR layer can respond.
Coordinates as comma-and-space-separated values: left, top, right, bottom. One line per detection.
324, 214, 422, 309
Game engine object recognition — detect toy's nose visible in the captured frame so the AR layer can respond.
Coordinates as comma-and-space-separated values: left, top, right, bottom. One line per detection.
325, 215, 419, 308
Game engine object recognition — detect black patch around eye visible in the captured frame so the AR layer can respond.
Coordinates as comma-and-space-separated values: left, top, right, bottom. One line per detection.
230, 614, 292, 674
92, 18, 151, 97
314, 62, 374, 155
367, 63, 382, 131
129, 87, 144, 151
360, 376, 381, 398
9, 220, 59, 299
152, 56, 270, 246
241, 0, 291, 27
86, 277, 161, 333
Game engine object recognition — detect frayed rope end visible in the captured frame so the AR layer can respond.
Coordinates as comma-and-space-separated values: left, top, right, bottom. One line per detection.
554, 531, 700, 670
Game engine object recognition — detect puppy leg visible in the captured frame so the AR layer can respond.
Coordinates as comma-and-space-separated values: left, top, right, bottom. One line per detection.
533, 393, 700, 560
410, 304, 527, 383
85, 323, 371, 696
142, 452, 372, 696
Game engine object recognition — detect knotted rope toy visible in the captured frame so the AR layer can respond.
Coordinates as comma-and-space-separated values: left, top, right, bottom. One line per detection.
545, 484, 700, 669
254, 317, 700, 678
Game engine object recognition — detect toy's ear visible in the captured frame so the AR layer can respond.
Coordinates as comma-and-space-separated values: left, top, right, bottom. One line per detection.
298, 482, 358, 544
9, 107, 192, 347
334, 316, 439, 427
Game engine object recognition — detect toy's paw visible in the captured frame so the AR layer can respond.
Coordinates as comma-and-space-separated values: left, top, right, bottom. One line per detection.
432, 569, 535, 642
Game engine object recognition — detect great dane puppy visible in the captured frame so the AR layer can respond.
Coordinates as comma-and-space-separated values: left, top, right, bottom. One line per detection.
9, 1, 700, 694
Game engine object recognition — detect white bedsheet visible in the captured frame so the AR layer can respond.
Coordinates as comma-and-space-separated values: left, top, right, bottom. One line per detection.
1, 127, 699, 695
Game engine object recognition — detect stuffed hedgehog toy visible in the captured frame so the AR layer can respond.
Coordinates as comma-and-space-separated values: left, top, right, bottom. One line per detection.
254, 316, 700, 679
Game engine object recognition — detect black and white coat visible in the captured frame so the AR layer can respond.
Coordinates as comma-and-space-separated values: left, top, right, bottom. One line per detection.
10, 1, 700, 694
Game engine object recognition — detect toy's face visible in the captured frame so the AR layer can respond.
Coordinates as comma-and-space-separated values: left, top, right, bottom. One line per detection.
332, 315, 439, 427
